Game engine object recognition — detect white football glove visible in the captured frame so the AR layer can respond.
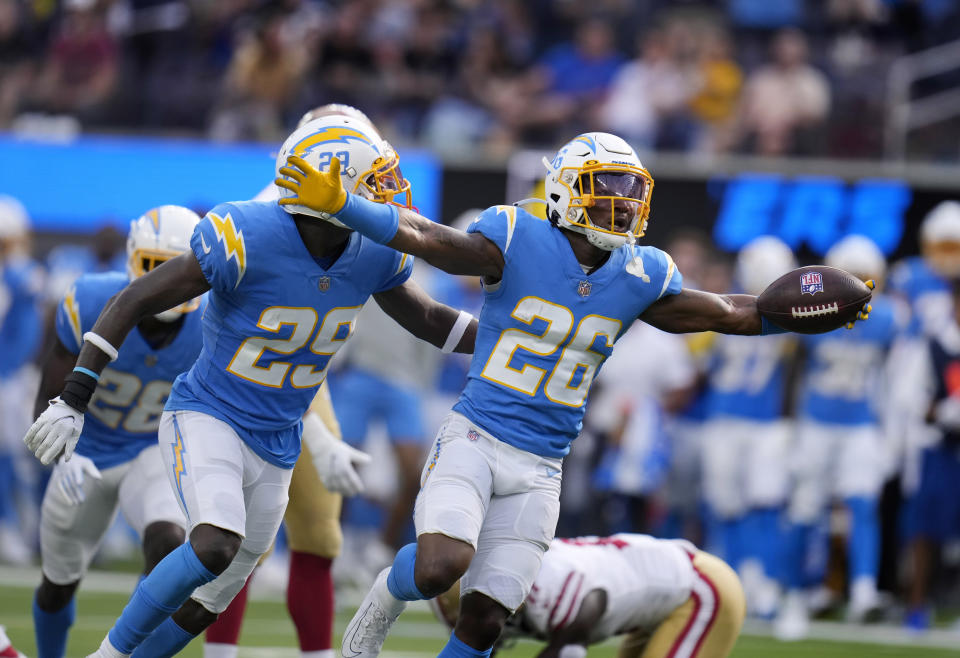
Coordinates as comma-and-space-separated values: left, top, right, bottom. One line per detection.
302, 411, 371, 496
24, 397, 85, 466
53, 453, 102, 505
933, 397, 960, 431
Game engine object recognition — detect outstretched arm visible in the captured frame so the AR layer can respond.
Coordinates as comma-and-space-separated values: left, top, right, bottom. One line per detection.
74, 254, 210, 375
373, 279, 477, 354
640, 288, 761, 335
276, 155, 504, 278
24, 254, 210, 464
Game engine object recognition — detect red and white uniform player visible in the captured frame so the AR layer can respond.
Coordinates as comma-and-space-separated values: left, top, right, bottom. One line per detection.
433, 534, 745, 658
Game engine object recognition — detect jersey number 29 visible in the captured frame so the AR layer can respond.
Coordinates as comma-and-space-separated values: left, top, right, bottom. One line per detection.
228, 305, 360, 388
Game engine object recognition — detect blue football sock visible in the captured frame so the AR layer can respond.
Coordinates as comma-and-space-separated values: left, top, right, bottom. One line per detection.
744, 508, 783, 580
33, 595, 74, 658
386, 542, 426, 601
437, 632, 493, 658
782, 523, 811, 589
107, 542, 217, 654
846, 496, 879, 580
130, 616, 196, 658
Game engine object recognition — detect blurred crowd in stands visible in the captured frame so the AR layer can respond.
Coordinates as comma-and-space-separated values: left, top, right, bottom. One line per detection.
2, 0, 960, 160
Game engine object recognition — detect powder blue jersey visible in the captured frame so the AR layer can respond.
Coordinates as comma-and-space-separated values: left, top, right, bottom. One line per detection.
453, 205, 683, 458
704, 334, 791, 422
166, 200, 412, 468
888, 256, 948, 337
55, 272, 205, 470
799, 295, 902, 426
0, 257, 43, 378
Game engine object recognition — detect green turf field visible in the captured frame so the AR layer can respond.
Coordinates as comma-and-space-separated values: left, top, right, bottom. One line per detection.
2, 583, 958, 658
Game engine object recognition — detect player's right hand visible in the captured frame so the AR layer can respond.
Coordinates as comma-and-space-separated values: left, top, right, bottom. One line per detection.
54, 453, 102, 505
23, 397, 84, 466
276, 155, 348, 215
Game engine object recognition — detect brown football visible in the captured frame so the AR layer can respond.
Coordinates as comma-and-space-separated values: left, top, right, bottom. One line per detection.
757, 265, 872, 334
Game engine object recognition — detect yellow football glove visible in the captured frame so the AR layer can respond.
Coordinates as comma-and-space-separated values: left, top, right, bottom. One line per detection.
275, 155, 348, 215
845, 279, 875, 329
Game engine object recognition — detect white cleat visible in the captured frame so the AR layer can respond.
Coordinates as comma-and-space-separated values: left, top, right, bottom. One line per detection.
86, 635, 130, 658
341, 567, 407, 658
774, 590, 810, 641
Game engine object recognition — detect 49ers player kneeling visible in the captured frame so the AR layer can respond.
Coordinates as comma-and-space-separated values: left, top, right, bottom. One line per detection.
432, 534, 745, 658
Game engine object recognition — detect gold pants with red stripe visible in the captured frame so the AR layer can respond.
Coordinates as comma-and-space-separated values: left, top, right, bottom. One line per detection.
619, 551, 745, 658
269, 381, 344, 560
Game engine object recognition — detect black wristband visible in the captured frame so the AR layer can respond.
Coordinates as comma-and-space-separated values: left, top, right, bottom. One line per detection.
60, 370, 99, 413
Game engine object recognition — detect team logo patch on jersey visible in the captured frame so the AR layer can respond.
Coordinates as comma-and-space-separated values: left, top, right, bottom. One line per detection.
318, 276, 331, 292
467, 429, 480, 441
577, 280, 592, 297
800, 271, 824, 295
207, 212, 247, 289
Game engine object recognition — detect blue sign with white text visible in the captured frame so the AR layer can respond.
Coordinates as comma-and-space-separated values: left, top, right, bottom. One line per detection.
0, 134, 440, 232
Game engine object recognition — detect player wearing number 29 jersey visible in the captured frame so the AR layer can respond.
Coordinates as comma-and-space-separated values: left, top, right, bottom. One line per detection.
166, 199, 411, 468
453, 204, 680, 458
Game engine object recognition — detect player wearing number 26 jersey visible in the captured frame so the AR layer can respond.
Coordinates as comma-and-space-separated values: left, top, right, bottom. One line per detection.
452, 203, 681, 458
274, 130, 782, 658
32, 206, 203, 658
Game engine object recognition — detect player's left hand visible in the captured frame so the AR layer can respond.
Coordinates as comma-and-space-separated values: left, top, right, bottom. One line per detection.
845, 279, 875, 329
316, 440, 372, 497
23, 397, 84, 466
275, 155, 348, 215
54, 453, 102, 505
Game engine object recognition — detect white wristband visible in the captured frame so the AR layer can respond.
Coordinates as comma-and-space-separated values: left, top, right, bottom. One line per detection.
441, 311, 473, 354
83, 331, 119, 361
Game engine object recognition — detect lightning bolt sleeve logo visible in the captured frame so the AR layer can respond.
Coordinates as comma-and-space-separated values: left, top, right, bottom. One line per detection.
63, 286, 82, 348
207, 212, 247, 289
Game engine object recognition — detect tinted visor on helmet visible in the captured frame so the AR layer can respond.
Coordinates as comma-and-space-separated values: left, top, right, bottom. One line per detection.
573, 167, 653, 237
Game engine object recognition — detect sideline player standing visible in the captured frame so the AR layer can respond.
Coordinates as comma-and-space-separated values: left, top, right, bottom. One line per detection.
275, 131, 868, 658
24, 115, 477, 657
31, 206, 203, 658
431, 534, 745, 658
777, 235, 901, 639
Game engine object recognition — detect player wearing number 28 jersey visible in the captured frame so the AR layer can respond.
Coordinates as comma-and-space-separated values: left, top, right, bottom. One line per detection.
275, 131, 805, 658
22, 115, 476, 658
31, 205, 203, 658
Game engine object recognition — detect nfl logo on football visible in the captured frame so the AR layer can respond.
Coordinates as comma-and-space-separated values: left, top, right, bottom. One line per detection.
800, 271, 824, 295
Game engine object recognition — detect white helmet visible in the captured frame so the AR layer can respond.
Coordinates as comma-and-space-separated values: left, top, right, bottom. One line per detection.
825, 234, 886, 284
736, 235, 797, 296
0, 195, 29, 241
921, 200, 960, 277
127, 205, 202, 322
543, 132, 654, 251
296, 103, 373, 130
274, 115, 411, 225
